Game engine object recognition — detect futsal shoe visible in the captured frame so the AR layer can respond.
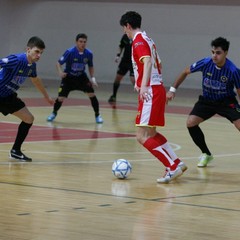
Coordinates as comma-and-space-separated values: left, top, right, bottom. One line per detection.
47, 113, 57, 122
9, 149, 32, 162
96, 115, 103, 124
197, 153, 213, 167
157, 166, 182, 184
178, 161, 188, 172
108, 95, 116, 103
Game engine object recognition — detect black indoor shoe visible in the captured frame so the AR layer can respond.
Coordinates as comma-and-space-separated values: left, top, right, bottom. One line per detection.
9, 149, 32, 162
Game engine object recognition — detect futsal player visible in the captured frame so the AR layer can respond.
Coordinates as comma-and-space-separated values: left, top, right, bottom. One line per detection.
47, 33, 103, 124
0, 36, 54, 161
120, 11, 187, 183
167, 37, 240, 167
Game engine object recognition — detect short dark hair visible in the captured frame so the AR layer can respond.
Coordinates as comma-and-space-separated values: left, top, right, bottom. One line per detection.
211, 37, 230, 51
27, 36, 45, 49
120, 11, 142, 29
76, 33, 88, 41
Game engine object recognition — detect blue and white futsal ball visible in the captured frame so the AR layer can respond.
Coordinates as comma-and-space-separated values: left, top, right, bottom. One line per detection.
112, 159, 132, 179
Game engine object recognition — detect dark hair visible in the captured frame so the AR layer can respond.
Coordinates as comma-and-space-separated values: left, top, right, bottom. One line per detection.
211, 37, 230, 51
76, 33, 88, 41
120, 11, 142, 29
27, 36, 45, 49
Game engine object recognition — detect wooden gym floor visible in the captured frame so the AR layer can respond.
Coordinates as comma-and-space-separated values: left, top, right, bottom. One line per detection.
0, 80, 239, 240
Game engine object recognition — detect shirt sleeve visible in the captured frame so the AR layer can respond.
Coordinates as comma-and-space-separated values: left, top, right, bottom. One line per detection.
133, 35, 151, 62
190, 57, 209, 73
0, 55, 19, 69
87, 51, 93, 67
29, 64, 37, 78
233, 68, 240, 89
58, 50, 70, 65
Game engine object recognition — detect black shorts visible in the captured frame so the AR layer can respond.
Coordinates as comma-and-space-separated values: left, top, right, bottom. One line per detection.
0, 93, 25, 116
58, 74, 94, 97
117, 59, 134, 77
190, 95, 240, 122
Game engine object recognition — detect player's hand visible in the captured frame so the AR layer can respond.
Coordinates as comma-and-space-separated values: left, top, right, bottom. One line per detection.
91, 77, 98, 87
134, 85, 140, 92
45, 96, 55, 105
140, 86, 153, 102
166, 91, 175, 104
60, 72, 67, 78
115, 56, 120, 63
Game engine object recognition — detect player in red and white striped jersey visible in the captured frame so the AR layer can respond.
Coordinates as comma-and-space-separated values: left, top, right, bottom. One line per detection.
120, 11, 187, 183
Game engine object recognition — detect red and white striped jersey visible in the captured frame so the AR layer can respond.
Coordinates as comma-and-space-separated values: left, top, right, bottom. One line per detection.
132, 31, 163, 88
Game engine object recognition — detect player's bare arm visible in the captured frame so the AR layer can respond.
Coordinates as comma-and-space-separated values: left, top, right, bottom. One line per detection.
31, 77, 54, 105
166, 66, 191, 103
88, 66, 98, 87
140, 56, 152, 101
56, 62, 67, 78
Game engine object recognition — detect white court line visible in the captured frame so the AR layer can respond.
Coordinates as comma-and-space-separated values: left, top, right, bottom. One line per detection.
1, 145, 240, 165
1, 152, 240, 165
0, 142, 181, 155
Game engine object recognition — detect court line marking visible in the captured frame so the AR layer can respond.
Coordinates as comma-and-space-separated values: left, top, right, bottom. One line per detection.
0, 181, 239, 214
1, 150, 240, 165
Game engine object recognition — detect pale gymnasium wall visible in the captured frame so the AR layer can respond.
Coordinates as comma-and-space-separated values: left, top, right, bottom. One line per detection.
1, 0, 240, 89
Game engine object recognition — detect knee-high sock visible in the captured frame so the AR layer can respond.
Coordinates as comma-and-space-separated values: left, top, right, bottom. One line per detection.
53, 99, 63, 114
143, 137, 179, 170
90, 96, 100, 117
113, 82, 120, 97
12, 121, 32, 151
188, 126, 211, 155
153, 133, 181, 165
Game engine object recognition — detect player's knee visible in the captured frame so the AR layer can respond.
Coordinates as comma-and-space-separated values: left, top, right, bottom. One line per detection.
186, 115, 200, 128
88, 93, 95, 98
24, 114, 34, 124
136, 133, 145, 145
233, 119, 240, 131
57, 97, 65, 102
186, 120, 193, 128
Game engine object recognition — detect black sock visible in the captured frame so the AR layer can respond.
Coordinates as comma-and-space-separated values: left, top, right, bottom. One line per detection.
90, 96, 100, 117
12, 121, 32, 151
188, 125, 211, 155
113, 82, 120, 97
53, 99, 63, 114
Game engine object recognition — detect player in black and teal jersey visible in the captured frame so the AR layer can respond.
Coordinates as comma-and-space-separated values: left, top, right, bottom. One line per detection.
167, 37, 240, 167
0, 36, 54, 161
47, 33, 103, 124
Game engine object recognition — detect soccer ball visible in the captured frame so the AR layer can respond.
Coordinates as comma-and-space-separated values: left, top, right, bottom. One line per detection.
112, 159, 132, 179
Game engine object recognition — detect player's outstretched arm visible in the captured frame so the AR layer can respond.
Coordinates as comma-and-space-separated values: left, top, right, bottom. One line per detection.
31, 77, 54, 105
166, 66, 191, 103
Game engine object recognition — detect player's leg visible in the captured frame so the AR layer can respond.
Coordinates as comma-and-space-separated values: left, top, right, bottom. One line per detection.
108, 61, 128, 103
153, 132, 187, 172
137, 126, 183, 183
187, 98, 215, 167
86, 92, 103, 123
11, 106, 34, 161
47, 79, 69, 122
220, 99, 240, 131
108, 74, 124, 103
233, 119, 240, 130
129, 64, 135, 86
136, 85, 184, 183
129, 75, 135, 86
1, 94, 33, 161
82, 76, 103, 124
